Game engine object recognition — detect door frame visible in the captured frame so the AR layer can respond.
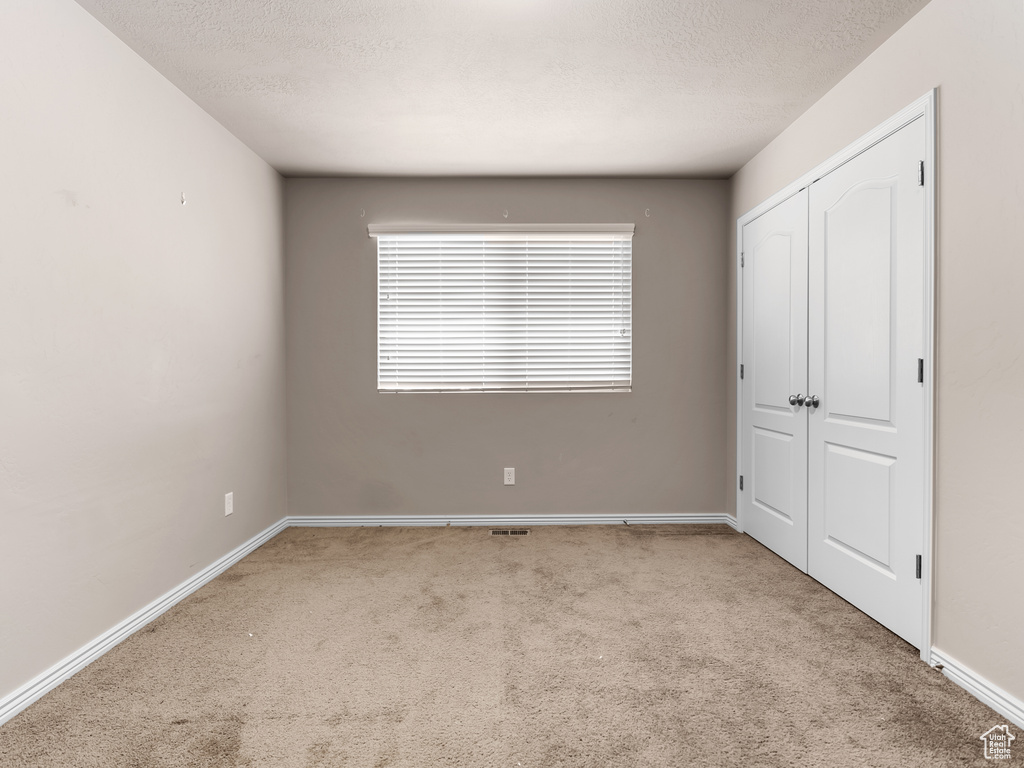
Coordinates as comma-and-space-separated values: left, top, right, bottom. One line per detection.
735, 90, 936, 662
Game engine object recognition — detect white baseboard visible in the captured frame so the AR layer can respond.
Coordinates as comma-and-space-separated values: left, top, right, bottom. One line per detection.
931, 649, 1024, 729
0, 517, 289, 727
287, 512, 737, 527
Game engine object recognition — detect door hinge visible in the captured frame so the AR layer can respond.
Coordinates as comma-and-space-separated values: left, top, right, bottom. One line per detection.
916, 554, 922, 579
740, 253, 745, 268
740, 364, 744, 380
739, 475, 744, 491
918, 161, 925, 186
918, 358, 924, 384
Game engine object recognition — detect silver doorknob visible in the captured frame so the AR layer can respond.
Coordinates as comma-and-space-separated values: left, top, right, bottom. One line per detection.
807, 395, 820, 408
789, 394, 805, 407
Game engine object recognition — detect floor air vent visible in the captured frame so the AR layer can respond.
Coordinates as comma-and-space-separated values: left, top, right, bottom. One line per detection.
490, 529, 530, 536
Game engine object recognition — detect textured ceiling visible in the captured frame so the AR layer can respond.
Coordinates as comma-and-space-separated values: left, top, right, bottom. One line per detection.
74, 0, 931, 177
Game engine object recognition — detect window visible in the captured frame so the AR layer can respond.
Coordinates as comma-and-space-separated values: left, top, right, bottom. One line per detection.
370, 224, 633, 393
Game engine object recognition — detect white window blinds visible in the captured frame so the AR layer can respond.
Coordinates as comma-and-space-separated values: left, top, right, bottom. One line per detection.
371, 224, 633, 393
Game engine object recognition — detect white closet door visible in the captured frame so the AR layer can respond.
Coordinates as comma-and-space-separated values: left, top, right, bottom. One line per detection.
807, 117, 926, 647
740, 190, 809, 571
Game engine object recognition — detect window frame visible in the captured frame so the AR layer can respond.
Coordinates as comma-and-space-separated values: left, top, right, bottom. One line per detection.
369, 223, 634, 394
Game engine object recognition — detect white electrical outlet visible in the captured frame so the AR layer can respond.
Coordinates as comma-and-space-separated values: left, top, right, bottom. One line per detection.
504, 468, 515, 485
224, 491, 234, 516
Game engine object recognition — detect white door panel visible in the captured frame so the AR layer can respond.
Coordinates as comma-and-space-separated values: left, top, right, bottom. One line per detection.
808, 117, 926, 647
822, 443, 896, 574
741, 189, 808, 571
822, 182, 895, 424
753, 427, 795, 523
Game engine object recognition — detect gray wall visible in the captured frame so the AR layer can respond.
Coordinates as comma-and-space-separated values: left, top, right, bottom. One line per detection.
286, 178, 729, 519
729, 0, 1024, 703
0, 0, 287, 701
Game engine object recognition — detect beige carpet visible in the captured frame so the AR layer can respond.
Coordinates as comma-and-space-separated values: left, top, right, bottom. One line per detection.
0, 525, 1008, 767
